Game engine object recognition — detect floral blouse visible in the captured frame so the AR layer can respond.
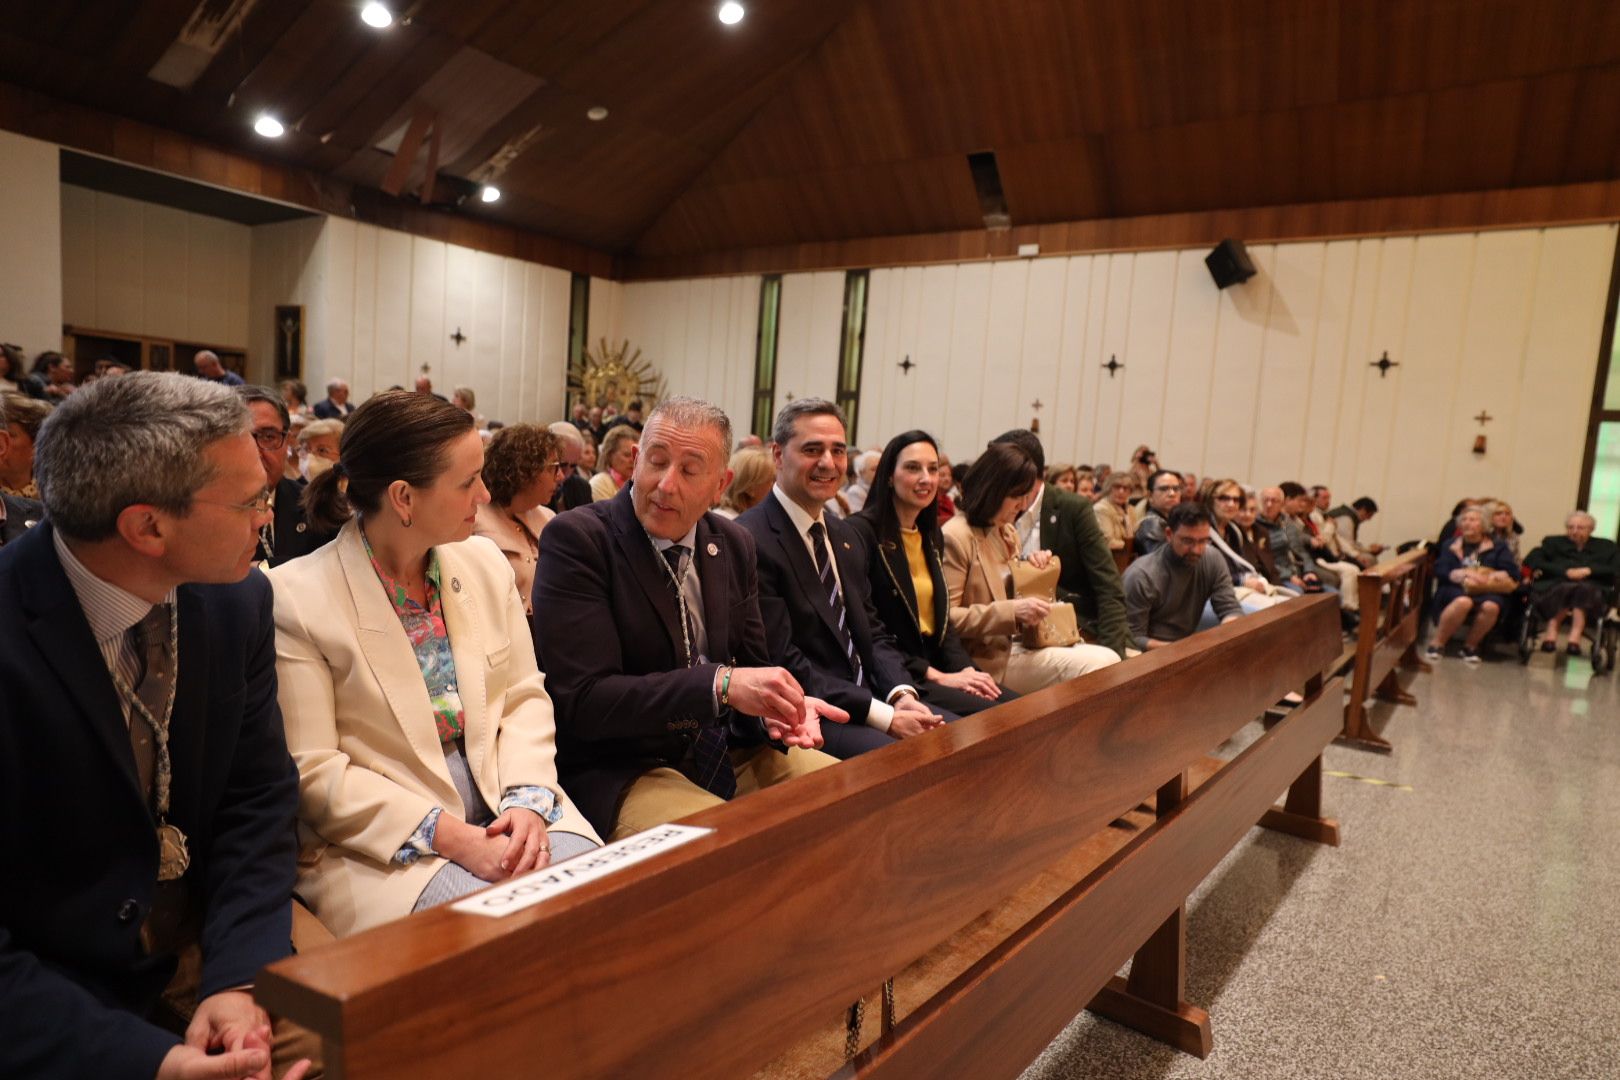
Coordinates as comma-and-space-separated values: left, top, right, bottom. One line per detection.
360, 529, 562, 865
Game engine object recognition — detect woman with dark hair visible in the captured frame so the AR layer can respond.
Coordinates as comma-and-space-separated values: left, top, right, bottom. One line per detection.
268, 391, 599, 938
474, 424, 564, 615
24, 351, 76, 401
941, 442, 1119, 694
0, 343, 21, 393
848, 430, 1014, 717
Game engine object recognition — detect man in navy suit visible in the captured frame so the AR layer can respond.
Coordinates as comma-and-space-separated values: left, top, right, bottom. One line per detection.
309, 378, 354, 420
0, 373, 309, 1080
738, 399, 950, 759
534, 396, 846, 841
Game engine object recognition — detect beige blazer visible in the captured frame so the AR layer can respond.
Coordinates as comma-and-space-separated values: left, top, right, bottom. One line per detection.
266, 520, 598, 938
940, 516, 1022, 682
473, 502, 553, 615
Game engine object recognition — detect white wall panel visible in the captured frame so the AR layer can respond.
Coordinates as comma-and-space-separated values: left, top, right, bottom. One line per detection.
1298, 241, 1360, 488
943, 262, 993, 454
1015, 257, 1069, 467
1116, 249, 1178, 467
1159, 248, 1221, 476
1052, 256, 1096, 469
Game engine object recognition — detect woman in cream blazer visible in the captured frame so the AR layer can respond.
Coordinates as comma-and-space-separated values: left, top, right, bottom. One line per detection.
941, 443, 1119, 695
269, 393, 598, 938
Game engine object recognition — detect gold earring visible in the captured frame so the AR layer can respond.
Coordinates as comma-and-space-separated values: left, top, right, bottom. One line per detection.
402, 515, 413, 529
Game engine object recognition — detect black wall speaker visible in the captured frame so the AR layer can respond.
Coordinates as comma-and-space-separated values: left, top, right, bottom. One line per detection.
1205, 239, 1257, 289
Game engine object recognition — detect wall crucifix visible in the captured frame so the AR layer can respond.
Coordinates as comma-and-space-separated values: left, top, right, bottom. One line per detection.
898, 355, 915, 375
450, 327, 467, 347
1370, 351, 1399, 378
1102, 355, 1123, 377
1473, 410, 1493, 427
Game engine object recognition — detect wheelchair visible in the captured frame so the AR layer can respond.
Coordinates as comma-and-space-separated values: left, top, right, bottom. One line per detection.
1517, 574, 1619, 675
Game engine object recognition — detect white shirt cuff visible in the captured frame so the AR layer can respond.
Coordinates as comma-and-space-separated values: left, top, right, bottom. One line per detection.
866, 699, 894, 732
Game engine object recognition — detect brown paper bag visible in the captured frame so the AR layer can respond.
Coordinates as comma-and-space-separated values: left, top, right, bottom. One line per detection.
1010, 556, 1081, 649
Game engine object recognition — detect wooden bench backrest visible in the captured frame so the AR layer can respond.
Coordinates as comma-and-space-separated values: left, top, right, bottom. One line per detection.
1342, 548, 1432, 749
258, 595, 1344, 1080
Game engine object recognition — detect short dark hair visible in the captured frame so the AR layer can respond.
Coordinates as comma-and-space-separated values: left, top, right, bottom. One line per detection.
1279, 481, 1307, 500
1167, 502, 1213, 532
237, 385, 290, 429
772, 398, 846, 448
1147, 469, 1181, 494
990, 429, 1044, 472
961, 441, 1039, 528
1309, 484, 1330, 497
1353, 496, 1379, 514
303, 390, 475, 534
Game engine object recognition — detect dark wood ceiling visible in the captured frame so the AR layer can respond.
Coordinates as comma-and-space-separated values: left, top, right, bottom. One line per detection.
3, 0, 1619, 262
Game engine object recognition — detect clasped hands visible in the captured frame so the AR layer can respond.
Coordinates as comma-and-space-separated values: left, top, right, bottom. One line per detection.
157, 990, 311, 1080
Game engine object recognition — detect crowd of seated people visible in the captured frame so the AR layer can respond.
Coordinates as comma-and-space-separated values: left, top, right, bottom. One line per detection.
17, 343, 1617, 1079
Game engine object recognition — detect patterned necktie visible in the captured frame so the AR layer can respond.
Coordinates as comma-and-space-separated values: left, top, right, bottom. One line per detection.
663, 545, 735, 800
129, 604, 175, 804
809, 521, 864, 686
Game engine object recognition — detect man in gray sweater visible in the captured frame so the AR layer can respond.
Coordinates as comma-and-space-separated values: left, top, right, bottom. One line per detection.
1124, 502, 1244, 650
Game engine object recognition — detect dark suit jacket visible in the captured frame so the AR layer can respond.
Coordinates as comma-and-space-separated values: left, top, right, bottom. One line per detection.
310, 398, 353, 420
1039, 485, 1132, 657
553, 472, 594, 513
532, 487, 773, 837
845, 512, 975, 681
257, 476, 333, 568
737, 491, 914, 722
0, 524, 300, 1079
0, 491, 42, 548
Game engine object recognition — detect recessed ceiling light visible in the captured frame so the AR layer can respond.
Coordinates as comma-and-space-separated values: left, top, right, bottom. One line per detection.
360, 3, 392, 29
254, 114, 285, 138
587, 106, 609, 121
718, 2, 745, 26
479, 185, 501, 203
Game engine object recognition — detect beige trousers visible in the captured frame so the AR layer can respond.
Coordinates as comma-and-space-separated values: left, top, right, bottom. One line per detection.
610, 744, 839, 841
1001, 642, 1122, 695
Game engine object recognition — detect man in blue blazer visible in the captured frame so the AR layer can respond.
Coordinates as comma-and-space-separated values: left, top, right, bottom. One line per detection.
738, 399, 951, 759
0, 373, 308, 1080
534, 396, 846, 841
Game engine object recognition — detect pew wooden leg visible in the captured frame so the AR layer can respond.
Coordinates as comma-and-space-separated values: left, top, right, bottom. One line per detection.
1375, 670, 1418, 706
1258, 754, 1341, 846
1086, 773, 1214, 1058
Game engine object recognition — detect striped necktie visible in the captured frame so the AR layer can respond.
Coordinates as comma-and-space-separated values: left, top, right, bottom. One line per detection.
809, 521, 864, 686
663, 545, 734, 800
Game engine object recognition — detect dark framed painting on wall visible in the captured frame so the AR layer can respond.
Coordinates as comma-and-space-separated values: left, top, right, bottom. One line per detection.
275, 305, 303, 380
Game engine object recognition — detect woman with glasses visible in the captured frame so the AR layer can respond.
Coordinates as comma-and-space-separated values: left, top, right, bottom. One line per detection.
474, 424, 565, 616
1202, 478, 1290, 615
268, 391, 599, 939
848, 430, 1014, 716
941, 442, 1119, 694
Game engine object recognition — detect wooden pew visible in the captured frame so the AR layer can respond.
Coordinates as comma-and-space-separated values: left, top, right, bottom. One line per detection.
258, 596, 1345, 1079
1338, 548, 1432, 752
1112, 534, 1135, 574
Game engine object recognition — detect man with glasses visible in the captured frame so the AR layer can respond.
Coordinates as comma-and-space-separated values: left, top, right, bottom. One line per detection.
1124, 502, 1244, 650
1132, 469, 1185, 558
0, 372, 315, 1078
240, 386, 334, 569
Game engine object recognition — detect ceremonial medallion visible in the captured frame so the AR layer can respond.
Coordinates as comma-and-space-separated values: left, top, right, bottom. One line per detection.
157, 823, 190, 882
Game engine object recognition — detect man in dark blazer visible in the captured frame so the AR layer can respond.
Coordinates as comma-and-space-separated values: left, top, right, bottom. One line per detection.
310, 377, 355, 420
992, 430, 1133, 658
739, 400, 951, 759
0, 372, 308, 1079
0, 490, 41, 548
242, 386, 333, 568
534, 396, 844, 841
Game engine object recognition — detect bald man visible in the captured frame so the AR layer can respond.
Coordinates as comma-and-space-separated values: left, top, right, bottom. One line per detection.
193, 350, 244, 387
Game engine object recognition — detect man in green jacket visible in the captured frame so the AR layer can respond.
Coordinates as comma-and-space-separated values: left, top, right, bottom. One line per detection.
991, 430, 1132, 658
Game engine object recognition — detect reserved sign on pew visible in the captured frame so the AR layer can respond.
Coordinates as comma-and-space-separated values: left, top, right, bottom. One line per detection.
451, 823, 713, 918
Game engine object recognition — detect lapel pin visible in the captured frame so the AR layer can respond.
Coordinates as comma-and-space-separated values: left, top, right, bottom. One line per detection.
706, 542, 719, 556
841, 541, 851, 551
24, 519, 38, 528
451, 577, 462, 593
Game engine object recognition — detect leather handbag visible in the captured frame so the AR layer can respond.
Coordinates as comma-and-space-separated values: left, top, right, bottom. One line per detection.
1010, 556, 1081, 649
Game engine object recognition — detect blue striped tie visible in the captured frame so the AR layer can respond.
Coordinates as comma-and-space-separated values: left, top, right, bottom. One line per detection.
809, 522, 864, 686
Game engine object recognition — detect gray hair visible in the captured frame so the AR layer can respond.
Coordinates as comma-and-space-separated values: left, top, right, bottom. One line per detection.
35, 371, 249, 541
298, 418, 345, 445
1567, 510, 1597, 528
325, 378, 348, 394
646, 396, 733, 459
547, 421, 585, 448
771, 397, 846, 448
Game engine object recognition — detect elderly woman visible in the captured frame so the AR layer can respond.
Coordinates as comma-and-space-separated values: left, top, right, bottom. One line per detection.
1525, 511, 1619, 656
1425, 506, 1521, 663
849, 430, 1014, 716
941, 441, 1119, 694
590, 424, 638, 502
295, 417, 343, 482
269, 392, 598, 938
474, 424, 564, 615
1076, 467, 1096, 500
715, 445, 774, 519
0, 392, 50, 499
1092, 470, 1139, 551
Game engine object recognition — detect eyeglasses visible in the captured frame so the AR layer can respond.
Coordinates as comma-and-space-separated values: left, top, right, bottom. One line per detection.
253, 427, 290, 451
196, 489, 273, 515
1214, 494, 1242, 503
1155, 484, 1182, 494
543, 460, 568, 475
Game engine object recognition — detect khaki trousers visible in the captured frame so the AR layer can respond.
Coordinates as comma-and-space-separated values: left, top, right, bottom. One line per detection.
610, 744, 839, 840
1001, 641, 1121, 695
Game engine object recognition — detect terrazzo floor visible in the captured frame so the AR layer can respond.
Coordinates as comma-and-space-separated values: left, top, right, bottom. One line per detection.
1020, 646, 1620, 1080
